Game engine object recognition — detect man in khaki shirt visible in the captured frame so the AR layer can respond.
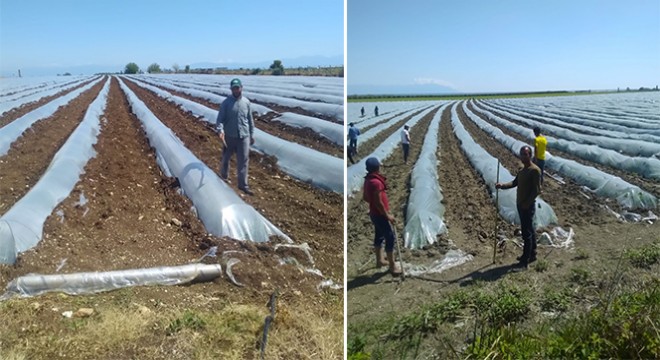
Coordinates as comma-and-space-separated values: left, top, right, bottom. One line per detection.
496, 145, 541, 269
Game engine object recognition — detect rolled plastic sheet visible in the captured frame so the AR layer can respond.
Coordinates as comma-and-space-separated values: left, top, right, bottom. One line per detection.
118, 78, 291, 242
0, 77, 104, 156
464, 102, 657, 210
404, 107, 447, 249
450, 102, 558, 227
127, 77, 343, 193
1, 263, 222, 299
347, 104, 442, 193
405, 249, 474, 277
0, 78, 111, 264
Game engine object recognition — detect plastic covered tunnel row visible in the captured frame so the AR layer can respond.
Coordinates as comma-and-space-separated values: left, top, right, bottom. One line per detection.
462, 102, 657, 210
403, 104, 449, 249
358, 104, 437, 145
118, 78, 291, 242
0, 78, 111, 264
450, 103, 558, 227
0, 77, 105, 156
347, 104, 441, 193
126, 77, 343, 193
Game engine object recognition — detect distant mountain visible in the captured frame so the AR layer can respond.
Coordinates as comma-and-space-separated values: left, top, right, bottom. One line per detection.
191, 55, 343, 70
348, 83, 457, 96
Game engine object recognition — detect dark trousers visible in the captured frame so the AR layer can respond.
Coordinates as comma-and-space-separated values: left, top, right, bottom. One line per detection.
221, 136, 250, 190
370, 214, 395, 252
534, 158, 545, 185
402, 143, 410, 163
518, 203, 537, 262
349, 138, 358, 153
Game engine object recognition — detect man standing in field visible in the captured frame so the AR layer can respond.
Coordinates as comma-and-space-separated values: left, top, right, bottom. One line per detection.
361, 106, 365, 117
216, 78, 255, 195
348, 122, 360, 154
401, 125, 411, 164
374, 106, 379, 116
533, 126, 547, 185
363, 157, 402, 276
496, 146, 541, 269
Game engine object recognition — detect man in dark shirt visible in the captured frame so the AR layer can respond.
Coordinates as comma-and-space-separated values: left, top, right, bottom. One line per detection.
496, 145, 541, 269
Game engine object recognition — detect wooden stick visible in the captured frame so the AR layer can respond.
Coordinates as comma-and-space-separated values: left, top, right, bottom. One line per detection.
493, 160, 500, 263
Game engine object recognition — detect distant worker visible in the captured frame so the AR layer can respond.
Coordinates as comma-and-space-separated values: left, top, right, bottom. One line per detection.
216, 78, 255, 195
361, 106, 365, 117
496, 146, 541, 269
348, 123, 360, 154
374, 106, 379, 116
363, 157, 402, 276
533, 127, 547, 185
400, 125, 411, 164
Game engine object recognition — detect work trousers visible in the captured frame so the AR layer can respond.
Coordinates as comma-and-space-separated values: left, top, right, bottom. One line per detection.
221, 136, 250, 190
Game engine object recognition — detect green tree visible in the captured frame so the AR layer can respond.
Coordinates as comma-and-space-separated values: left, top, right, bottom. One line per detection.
172, 63, 180, 73
185, 65, 190, 73
147, 63, 161, 74
124, 62, 140, 74
269, 60, 285, 75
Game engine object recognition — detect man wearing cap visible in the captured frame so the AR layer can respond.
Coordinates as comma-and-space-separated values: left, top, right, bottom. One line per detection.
348, 123, 360, 159
216, 78, 255, 195
533, 126, 547, 185
363, 157, 402, 276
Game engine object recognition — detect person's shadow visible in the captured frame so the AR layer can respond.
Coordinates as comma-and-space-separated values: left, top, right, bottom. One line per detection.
347, 271, 389, 290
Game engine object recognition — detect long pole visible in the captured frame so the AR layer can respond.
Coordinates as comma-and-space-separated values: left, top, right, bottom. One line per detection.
493, 160, 500, 263
393, 227, 405, 281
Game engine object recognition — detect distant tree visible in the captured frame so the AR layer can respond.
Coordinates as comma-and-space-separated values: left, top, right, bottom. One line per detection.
63, 72, 71, 76
251, 68, 261, 75
626, 87, 630, 91
185, 65, 190, 73
172, 63, 180, 73
269, 60, 285, 75
147, 63, 161, 73
124, 62, 140, 74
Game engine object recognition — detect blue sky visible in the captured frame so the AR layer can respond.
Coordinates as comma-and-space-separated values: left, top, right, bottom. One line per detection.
348, 0, 660, 94
0, 0, 344, 76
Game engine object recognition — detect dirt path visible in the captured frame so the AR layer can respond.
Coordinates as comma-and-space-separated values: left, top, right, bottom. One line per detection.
0, 78, 99, 128
0, 78, 106, 216
468, 101, 660, 199
128, 80, 342, 157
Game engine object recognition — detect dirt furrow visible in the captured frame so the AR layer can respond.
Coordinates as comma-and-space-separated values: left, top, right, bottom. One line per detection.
126, 79, 342, 158
0, 78, 106, 216
351, 107, 430, 164
0, 78, 100, 128
467, 102, 660, 200
121, 78, 343, 279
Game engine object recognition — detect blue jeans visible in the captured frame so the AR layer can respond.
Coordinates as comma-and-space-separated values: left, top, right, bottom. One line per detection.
370, 214, 395, 252
534, 158, 545, 185
349, 138, 358, 152
517, 203, 537, 262
402, 143, 410, 163
221, 136, 250, 190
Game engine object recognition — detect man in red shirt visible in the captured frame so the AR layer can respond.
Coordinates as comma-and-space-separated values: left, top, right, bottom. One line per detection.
363, 157, 402, 276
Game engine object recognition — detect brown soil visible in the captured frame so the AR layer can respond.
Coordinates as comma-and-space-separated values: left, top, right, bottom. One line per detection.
347, 101, 660, 352
0, 76, 343, 354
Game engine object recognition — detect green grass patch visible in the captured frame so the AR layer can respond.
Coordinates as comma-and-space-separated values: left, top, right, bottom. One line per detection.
625, 241, 660, 269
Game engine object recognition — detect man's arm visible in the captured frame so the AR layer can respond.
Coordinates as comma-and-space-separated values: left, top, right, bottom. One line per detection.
496, 176, 518, 190
373, 189, 395, 223
216, 102, 225, 141
248, 102, 255, 145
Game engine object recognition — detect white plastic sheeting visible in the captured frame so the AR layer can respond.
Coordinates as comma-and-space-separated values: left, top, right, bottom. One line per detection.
118, 78, 291, 242
405, 250, 474, 277
126, 77, 343, 193
0, 76, 98, 115
1, 263, 222, 300
462, 102, 657, 210
472, 101, 660, 181
476, 100, 660, 158
272, 112, 344, 145
0, 77, 104, 156
450, 103, 558, 227
359, 105, 436, 144
404, 108, 447, 249
347, 104, 441, 193
0, 78, 111, 264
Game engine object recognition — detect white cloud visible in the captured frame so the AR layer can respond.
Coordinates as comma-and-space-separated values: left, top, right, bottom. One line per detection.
413, 77, 455, 88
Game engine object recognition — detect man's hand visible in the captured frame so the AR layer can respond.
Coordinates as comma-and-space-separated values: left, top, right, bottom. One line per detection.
495, 183, 502, 189
387, 213, 396, 224
250, 136, 255, 145
218, 132, 225, 142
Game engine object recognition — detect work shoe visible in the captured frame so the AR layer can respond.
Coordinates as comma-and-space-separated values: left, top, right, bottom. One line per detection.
517, 255, 537, 263
511, 261, 528, 272
239, 187, 254, 196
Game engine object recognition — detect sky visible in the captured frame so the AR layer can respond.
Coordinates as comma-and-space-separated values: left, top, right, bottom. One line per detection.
348, 0, 660, 94
0, 0, 344, 77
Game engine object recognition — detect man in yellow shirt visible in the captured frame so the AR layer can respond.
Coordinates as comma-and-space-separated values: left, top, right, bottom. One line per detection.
533, 127, 547, 185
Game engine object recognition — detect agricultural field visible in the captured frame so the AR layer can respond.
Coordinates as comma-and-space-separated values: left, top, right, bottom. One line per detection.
0, 74, 344, 359
347, 92, 660, 359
